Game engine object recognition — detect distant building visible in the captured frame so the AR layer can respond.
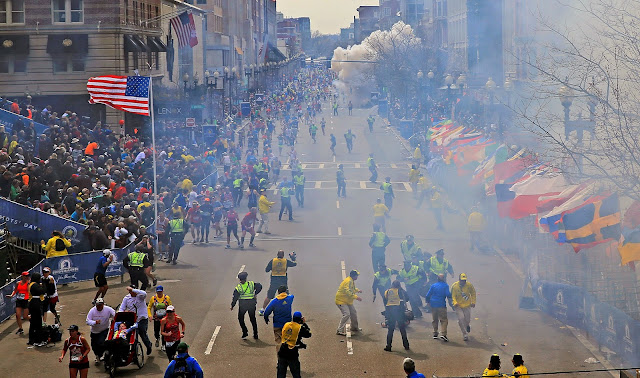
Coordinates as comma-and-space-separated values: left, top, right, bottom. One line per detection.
503, 0, 536, 82
340, 24, 356, 46
296, 17, 311, 53
400, 0, 426, 26
355, 5, 380, 42
277, 18, 301, 58
378, 0, 401, 30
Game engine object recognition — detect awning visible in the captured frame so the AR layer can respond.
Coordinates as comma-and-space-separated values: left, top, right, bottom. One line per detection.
147, 36, 167, 52
266, 43, 286, 62
1, 35, 29, 54
235, 46, 243, 55
133, 35, 149, 52
124, 35, 145, 52
46, 34, 88, 54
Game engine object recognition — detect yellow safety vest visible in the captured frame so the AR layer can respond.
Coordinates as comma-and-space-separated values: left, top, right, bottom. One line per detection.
400, 240, 419, 261
429, 256, 449, 276
382, 182, 392, 193
281, 187, 290, 198
294, 175, 304, 186
374, 269, 393, 289
281, 321, 301, 349
233, 179, 242, 188
384, 288, 402, 306
399, 265, 420, 285
236, 281, 256, 300
128, 251, 145, 268
372, 232, 386, 248
271, 258, 288, 277
367, 157, 374, 168
169, 219, 185, 233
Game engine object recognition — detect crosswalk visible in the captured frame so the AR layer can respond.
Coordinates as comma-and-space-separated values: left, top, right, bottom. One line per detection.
280, 161, 413, 170
271, 180, 414, 192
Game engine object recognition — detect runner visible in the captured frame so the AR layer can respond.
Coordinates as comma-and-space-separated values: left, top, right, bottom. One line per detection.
240, 207, 258, 248
225, 207, 241, 249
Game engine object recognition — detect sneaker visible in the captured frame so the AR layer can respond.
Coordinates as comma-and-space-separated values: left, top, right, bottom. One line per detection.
192, 240, 197, 244
467, 325, 471, 333
383, 346, 392, 352
351, 328, 363, 333
91, 299, 96, 306
161, 344, 166, 352
171, 261, 177, 265
155, 339, 159, 347
237, 241, 241, 247
15, 328, 23, 335
165, 260, 172, 264
205, 239, 209, 243
200, 238, 204, 243
336, 331, 346, 336
253, 334, 259, 340
264, 231, 271, 234
225, 245, 231, 249
95, 356, 100, 364
241, 333, 248, 339
433, 333, 439, 339
404, 345, 410, 351
249, 243, 256, 248
153, 278, 158, 286
256, 230, 262, 233
440, 335, 449, 342
463, 335, 469, 341
240, 244, 244, 249
147, 347, 152, 355
258, 309, 265, 316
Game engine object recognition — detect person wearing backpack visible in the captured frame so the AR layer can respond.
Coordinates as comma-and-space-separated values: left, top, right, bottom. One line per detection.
163, 342, 203, 378
41, 230, 71, 258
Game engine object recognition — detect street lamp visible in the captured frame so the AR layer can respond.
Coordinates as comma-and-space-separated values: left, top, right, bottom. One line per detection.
182, 73, 190, 94
457, 73, 467, 94
417, 70, 424, 80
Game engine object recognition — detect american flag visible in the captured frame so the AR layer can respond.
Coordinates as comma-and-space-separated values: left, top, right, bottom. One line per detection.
170, 11, 198, 48
87, 76, 150, 116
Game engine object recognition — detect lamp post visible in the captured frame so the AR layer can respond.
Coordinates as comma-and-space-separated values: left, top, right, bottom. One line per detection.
182, 73, 190, 97
445, 73, 454, 113
457, 73, 467, 95
485, 76, 497, 135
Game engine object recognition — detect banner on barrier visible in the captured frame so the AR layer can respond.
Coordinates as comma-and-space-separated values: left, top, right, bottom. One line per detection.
44, 245, 132, 285
0, 261, 44, 323
0, 198, 89, 253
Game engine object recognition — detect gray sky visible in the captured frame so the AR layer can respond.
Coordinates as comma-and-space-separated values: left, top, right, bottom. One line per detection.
277, 0, 379, 35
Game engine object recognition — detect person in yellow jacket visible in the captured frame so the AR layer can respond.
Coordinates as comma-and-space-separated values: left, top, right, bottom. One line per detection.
408, 165, 420, 196
373, 198, 390, 232
41, 231, 71, 258
257, 190, 275, 234
430, 186, 444, 230
483, 354, 502, 377
416, 173, 430, 208
148, 285, 172, 350
335, 270, 362, 336
468, 207, 486, 252
509, 354, 529, 378
413, 145, 422, 167
451, 273, 476, 341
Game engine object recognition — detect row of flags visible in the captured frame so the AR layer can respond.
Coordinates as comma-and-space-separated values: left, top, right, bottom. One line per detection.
428, 119, 640, 265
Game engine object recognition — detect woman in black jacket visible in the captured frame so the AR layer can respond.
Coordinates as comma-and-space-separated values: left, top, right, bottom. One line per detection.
28, 272, 47, 346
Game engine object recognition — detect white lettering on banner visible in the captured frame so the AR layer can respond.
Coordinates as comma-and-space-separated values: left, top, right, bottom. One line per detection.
105, 253, 123, 275
52, 257, 79, 277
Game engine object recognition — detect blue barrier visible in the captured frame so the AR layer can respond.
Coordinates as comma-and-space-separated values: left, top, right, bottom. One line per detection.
44, 244, 133, 285
0, 197, 90, 253
0, 108, 48, 136
0, 260, 44, 323
534, 280, 640, 366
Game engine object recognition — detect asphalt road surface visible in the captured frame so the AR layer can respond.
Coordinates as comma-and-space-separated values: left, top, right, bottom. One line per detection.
0, 105, 613, 377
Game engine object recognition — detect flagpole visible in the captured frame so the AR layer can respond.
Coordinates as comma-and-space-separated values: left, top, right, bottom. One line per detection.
149, 77, 159, 228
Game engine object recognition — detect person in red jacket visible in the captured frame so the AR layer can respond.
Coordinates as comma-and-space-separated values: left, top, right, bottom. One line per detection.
240, 207, 258, 248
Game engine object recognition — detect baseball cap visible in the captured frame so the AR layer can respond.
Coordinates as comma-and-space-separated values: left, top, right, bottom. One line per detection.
293, 311, 302, 319
349, 270, 360, 277
43, 267, 51, 273
95, 298, 104, 304
177, 342, 189, 352
403, 358, 415, 371
166, 305, 175, 312
21, 271, 29, 276
436, 249, 444, 255
102, 249, 111, 256
459, 273, 467, 280
68, 324, 79, 331
156, 285, 164, 292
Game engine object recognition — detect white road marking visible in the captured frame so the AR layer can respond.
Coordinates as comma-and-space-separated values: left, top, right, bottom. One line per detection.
315, 181, 322, 189
319, 163, 325, 169
336, 200, 340, 209
204, 326, 221, 355
403, 182, 412, 192
338, 227, 342, 236
157, 279, 182, 284
346, 324, 353, 355
302, 164, 307, 169
391, 163, 397, 168
238, 265, 245, 275
341, 260, 346, 279
354, 163, 361, 168
333, 155, 336, 162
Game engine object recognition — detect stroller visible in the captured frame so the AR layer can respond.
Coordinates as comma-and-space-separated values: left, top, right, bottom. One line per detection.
103, 311, 145, 377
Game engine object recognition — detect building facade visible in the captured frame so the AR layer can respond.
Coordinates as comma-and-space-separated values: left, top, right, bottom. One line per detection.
378, 0, 401, 30
400, 0, 426, 26
355, 5, 379, 42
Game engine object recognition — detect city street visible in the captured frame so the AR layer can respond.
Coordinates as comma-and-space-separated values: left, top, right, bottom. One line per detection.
0, 105, 612, 377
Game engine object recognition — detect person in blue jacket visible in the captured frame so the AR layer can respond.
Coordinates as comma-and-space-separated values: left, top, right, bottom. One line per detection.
164, 342, 203, 378
425, 273, 453, 342
263, 285, 294, 352
403, 357, 426, 378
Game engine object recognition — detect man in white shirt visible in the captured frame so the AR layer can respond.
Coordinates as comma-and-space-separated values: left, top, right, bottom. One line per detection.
85, 298, 115, 363
120, 286, 152, 355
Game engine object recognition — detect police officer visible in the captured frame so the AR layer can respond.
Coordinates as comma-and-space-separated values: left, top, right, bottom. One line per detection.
261, 250, 297, 313
368, 223, 390, 272
233, 175, 244, 206
367, 153, 378, 183
293, 171, 305, 208
336, 164, 346, 198
372, 264, 398, 303
398, 260, 426, 319
124, 245, 150, 290
167, 213, 188, 265
383, 280, 410, 352
279, 184, 294, 221
400, 235, 423, 262
230, 271, 262, 339
380, 177, 395, 210
424, 249, 454, 284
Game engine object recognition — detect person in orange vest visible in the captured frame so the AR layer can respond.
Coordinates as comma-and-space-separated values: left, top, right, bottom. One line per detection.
6, 271, 31, 335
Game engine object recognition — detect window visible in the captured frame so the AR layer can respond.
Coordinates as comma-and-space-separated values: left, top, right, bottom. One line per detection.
53, 0, 83, 23
0, 54, 26, 74
197, 0, 206, 4
52, 55, 85, 72
383, 7, 391, 17
0, 0, 25, 24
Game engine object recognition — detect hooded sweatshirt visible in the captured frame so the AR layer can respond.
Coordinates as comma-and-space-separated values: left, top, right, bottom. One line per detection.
263, 292, 294, 328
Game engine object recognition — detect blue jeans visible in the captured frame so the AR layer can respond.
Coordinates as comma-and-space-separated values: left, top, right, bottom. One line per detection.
137, 318, 152, 351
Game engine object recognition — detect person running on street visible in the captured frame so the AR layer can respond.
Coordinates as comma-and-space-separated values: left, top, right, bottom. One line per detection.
424, 249, 454, 284
120, 286, 153, 355
293, 171, 305, 208
59, 325, 91, 378
230, 271, 262, 339
123, 244, 150, 290
348, 100, 353, 115
85, 298, 115, 364
7, 272, 30, 335
262, 250, 297, 312
257, 191, 275, 234
369, 223, 390, 272
264, 285, 294, 352
509, 354, 529, 378
372, 264, 399, 304
408, 165, 420, 195
310, 123, 318, 143
148, 285, 172, 351
240, 207, 258, 248
278, 184, 294, 221
186, 201, 202, 244
330, 134, 337, 156
41, 267, 59, 324
320, 118, 326, 135
93, 249, 114, 305
164, 342, 204, 378
383, 280, 410, 352
336, 164, 346, 197
225, 207, 241, 249
367, 153, 378, 183
367, 115, 375, 132
335, 269, 362, 336
344, 129, 355, 153
398, 260, 426, 319
167, 213, 188, 265
199, 198, 214, 243
425, 274, 453, 342
400, 235, 423, 262
380, 177, 395, 211
160, 305, 186, 361
451, 273, 476, 341
373, 198, 390, 232
403, 357, 426, 378
277, 311, 311, 378
415, 173, 430, 208
468, 206, 486, 252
